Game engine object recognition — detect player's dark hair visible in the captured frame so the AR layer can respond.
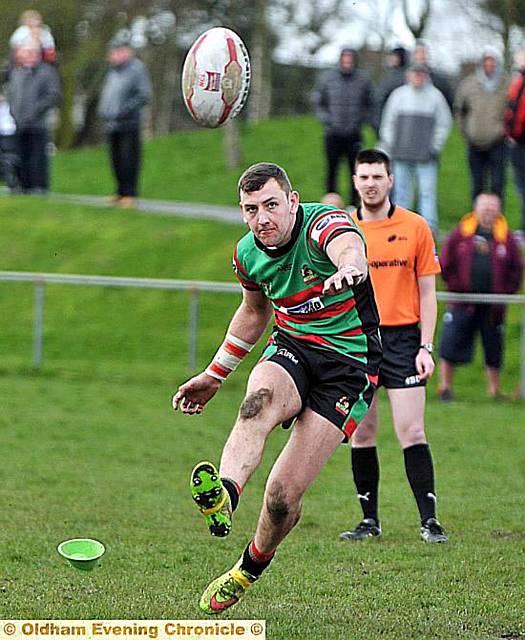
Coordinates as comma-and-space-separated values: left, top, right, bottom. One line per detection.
354, 149, 392, 175
238, 162, 292, 195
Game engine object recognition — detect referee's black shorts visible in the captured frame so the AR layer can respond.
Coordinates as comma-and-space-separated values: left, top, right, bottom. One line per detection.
378, 323, 426, 389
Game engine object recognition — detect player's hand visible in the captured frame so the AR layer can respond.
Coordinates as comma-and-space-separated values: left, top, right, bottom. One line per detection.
415, 349, 435, 380
322, 265, 365, 296
172, 372, 222, 415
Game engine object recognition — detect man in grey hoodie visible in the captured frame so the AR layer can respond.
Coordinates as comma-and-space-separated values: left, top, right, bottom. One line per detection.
98, 35, 152, 208
379, 63, 452, 234
455, 48, 509, 204
313, 47, 375, 207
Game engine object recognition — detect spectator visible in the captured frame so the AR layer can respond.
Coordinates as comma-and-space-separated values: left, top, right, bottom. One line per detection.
313, 47, 375, 207
320, 191, 346, 210
438, 193, 523, 401
97, 34, 152, 209
10, 10, 56, 64
454, 48, 510, 204
379, 63, 452, 234
8, 41, 61, 194
412, 40, 455, 110
0, 91, 20, 192
374, 46, 409, 129
504, 47, 525, 236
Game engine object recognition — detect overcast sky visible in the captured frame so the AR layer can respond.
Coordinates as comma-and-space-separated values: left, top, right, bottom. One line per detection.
273, 0, 524, 73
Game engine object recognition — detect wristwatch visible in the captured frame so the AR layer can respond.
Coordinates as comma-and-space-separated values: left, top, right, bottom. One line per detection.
419, 343, 434, 354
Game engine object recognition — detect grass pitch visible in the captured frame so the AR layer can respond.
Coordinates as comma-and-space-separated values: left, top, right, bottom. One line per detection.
0, 370, 523, 639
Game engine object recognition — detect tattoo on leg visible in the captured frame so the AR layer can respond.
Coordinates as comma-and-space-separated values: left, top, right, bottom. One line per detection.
240, 388, 273, 419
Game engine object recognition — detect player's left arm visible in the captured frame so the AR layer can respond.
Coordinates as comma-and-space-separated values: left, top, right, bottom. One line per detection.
416, 274, 437, 380
323, 231, 368, 295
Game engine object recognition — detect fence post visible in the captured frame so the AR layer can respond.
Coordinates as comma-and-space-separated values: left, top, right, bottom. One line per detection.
188, 289, 200, 371
33, 281, 45, 368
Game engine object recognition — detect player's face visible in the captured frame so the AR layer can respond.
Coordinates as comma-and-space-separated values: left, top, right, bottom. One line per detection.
353, 162, 393, 209
240, 178, 299, 247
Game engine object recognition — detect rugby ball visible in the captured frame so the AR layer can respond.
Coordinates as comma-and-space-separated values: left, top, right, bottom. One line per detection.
181, 27, 251, 128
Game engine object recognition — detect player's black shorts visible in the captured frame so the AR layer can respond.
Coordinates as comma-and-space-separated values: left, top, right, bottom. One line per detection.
439, 305, 503, 368
378, 323, 426, 389
259, 330, 377, 442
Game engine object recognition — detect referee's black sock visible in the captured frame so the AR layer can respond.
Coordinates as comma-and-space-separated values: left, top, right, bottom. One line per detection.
351, 446, 380, 524
221, 477, 240, 512
403, 443, 437, 523
240, 539, 275, 578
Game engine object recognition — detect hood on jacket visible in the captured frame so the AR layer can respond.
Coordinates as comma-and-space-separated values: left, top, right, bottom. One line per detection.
459, 211, 509, 243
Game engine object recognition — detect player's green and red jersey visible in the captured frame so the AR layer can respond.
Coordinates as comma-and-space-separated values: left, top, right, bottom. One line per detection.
233, 203, 382, 373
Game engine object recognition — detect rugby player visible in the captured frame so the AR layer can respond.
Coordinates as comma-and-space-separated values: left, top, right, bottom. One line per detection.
340, 149, 448, 544
173, 162, 382, 613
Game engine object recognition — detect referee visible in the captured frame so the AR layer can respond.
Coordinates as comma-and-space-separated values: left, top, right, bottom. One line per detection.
340, 149, 447, 543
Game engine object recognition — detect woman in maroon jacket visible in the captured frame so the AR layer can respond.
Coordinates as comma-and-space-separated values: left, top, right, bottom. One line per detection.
438, 193, 523, 400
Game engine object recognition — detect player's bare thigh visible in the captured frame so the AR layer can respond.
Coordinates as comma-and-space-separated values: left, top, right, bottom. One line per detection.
238, 360, 302, 427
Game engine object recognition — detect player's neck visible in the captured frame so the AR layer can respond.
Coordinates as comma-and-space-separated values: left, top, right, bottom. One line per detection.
360, 198, 391, 221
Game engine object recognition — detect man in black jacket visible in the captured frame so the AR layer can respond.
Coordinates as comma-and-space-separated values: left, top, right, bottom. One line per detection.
98, 35, 152, 208
313, 48, 375, 207
8, 41, 61, 194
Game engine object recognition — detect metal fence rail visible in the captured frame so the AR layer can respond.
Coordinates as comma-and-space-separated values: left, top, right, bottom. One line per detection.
1, 270, 524, 397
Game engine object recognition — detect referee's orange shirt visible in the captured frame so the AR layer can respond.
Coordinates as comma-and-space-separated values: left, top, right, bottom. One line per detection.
351, 205, 441, 327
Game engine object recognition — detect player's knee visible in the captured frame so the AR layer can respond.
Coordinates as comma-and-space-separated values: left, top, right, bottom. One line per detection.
266, 482, 294, 524
352, 420, 377, 446
403, 424, 426, 446
239, 387, 273, 420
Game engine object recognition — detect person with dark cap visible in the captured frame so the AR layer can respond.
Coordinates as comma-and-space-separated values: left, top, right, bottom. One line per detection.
97, 32, 152, 209
374, 46, 409, 130
313, 47, 375, 207
454, 47, 509, 204
412, 40, 455, 111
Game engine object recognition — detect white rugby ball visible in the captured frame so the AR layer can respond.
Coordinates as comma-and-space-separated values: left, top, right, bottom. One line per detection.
181, 27, 251, 128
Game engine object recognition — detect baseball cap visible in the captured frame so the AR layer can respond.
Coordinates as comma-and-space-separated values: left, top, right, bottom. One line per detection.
410, 62, 429, 73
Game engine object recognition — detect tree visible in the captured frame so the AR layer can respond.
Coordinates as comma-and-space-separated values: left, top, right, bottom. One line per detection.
457, 0, 525, 67
400, 0, 432, 41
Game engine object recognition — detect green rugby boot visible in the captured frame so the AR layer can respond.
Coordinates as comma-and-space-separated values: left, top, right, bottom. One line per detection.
190, 461, 232, 537
200, 559, 257, 614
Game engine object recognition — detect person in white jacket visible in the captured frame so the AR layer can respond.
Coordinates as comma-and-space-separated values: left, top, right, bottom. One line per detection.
379, 63, 452, 234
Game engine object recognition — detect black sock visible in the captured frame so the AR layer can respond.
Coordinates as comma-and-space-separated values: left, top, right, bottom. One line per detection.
221, 477, 240, 512
403, 444, 437, 523
351, 446, 380, 523
240, 539, 275, 578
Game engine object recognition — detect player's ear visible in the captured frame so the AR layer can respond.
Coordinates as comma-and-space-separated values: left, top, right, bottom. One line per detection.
289, 190, 300, 214
239, 204, 248, 224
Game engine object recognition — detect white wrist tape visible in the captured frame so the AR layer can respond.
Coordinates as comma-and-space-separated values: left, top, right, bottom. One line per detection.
206, 334, 255, 381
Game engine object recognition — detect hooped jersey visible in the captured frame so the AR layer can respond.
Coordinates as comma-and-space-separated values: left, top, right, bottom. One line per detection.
350, 204, 441, 326
232, 203, 381, 372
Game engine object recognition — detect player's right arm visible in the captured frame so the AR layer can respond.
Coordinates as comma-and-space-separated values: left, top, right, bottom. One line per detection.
172, 288, 272, 415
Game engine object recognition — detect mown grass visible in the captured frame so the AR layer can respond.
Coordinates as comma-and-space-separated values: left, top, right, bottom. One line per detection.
0, 195, 524, 637
51, 116, 522, 232
0, 370, 523, 639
